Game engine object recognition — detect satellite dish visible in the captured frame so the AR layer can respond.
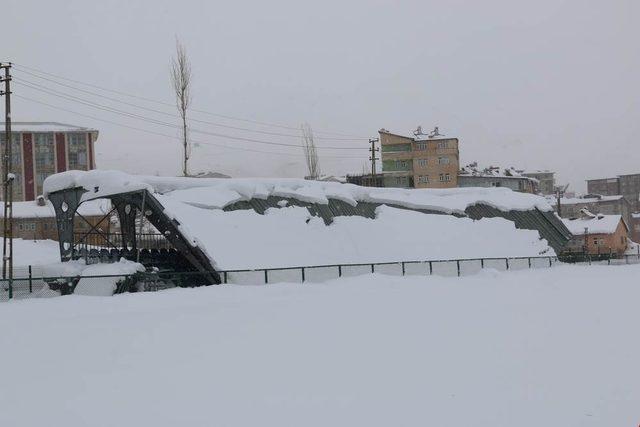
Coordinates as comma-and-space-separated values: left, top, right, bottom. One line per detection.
428, 126, 444, 138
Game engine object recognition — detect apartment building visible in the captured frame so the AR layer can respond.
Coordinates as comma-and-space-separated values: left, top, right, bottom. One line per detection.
587, 174, 640, 212
0, 122, 98, 201
379, 129, 459, 189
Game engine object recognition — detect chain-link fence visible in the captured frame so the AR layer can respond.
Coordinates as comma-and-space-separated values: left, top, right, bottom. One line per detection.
2, 254, 639, 302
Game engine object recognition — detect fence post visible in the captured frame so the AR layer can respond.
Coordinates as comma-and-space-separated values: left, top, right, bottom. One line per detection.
264, 269, 268, 284
428, 261, 433, 275
548, 257, 552, 267
301, 267, 305, 283
528, 257, 531, 269
401, 262, 405, 276
371, 264, 375, 273
29, 265, 33, 293
505, 258, 509, 270
338, 265, 342, 277
223, 271, 228, 284
480, 258, 484, 269
456, 260, 460, 277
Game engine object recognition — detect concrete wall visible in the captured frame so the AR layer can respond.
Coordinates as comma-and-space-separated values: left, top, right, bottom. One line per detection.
556, 198, 632, 226
523, 172, 555, 194
587, 178, 620, 197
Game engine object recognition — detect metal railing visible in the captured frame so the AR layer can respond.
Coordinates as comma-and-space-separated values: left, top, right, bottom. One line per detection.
2, 253, 639, 302
73, 232, 171, 252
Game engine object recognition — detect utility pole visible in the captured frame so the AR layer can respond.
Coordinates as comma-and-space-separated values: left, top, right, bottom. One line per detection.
1, 62, 13, 289
368, 138, 379, 178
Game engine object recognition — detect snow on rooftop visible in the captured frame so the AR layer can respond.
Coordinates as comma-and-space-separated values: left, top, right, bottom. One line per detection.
1, 122, 98, 133
561, 214, 623, 235
459, 162, 533, 180
0, 198, 111, 219
552, 194, 624, 205
43, 170, 554, 214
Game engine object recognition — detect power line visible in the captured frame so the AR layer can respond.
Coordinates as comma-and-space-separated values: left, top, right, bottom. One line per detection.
14, 71, 365, 141
12, 62, 369, 138
13, 80, 367, 151
12, 94, 366, 160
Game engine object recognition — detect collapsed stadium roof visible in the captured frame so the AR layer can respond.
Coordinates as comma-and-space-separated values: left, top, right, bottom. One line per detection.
43, 170, 572, 281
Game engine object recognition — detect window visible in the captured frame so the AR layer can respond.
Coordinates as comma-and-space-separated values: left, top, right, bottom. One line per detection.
1, 134, 22, 168
395, 160, 408, 169
593, 237, 604, 246
18, 223, 36, 232
36, 172, 49, 187
438, 173, 451, 183
437, 140, 449, 149
34, 133, 55, 169
395, 176, 407, 186
68, 133, 88, 170
417, 158, 427, 167
437, 156, 450, 165
418, 175, 429, 184
415, 142, 427, 151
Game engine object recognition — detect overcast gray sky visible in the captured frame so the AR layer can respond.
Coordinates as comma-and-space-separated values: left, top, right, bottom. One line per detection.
4, 0, 639, 192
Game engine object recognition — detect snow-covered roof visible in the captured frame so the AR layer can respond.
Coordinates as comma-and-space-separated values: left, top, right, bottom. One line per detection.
1, 122, 98, 134
548, 194, 625, 205
43, 170, 554, 214
378, 128, 453, 141
562, 215, 625, 235
0, 198, 111, 219
459, 163, 534, 180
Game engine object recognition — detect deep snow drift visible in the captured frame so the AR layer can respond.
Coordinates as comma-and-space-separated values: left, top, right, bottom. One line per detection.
0, 264, 638, 426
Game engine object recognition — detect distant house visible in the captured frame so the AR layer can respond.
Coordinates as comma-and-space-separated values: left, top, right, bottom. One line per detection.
551, 194, 633, 229
562, 210, 629, 255
458, 163, 538, 193
0, 197, 112, 241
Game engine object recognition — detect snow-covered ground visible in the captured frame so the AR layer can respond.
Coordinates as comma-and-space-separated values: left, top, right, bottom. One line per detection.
1, 264, 638, 426
12, 238, 60, 267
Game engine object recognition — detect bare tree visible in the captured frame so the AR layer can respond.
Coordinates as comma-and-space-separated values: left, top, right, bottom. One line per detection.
170, 38, 193, 176
301, 123, 320, 179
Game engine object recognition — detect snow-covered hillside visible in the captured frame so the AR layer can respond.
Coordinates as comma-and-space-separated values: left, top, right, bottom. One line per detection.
1, 265, 638, 426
